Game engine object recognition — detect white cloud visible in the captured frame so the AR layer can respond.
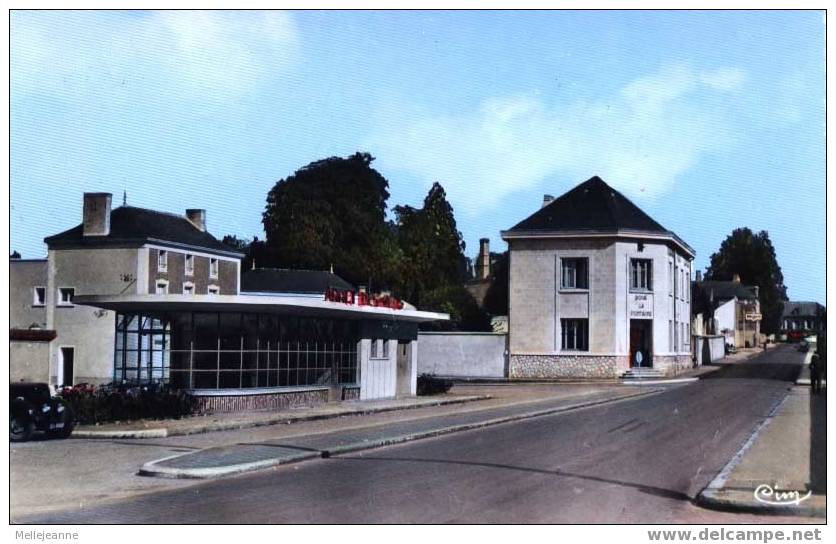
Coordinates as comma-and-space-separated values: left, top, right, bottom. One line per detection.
366, 64, 745, 213
700, 67, 746, 91
11, 11, 300, 103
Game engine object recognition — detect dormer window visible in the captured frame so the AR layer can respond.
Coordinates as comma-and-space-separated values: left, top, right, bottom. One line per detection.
155, 280, 168, 295
158, 250, 168, 272
208, 285, 220, 295
183, 282, 195, 295
185, 254, 194, 276
209, 258, 219, 279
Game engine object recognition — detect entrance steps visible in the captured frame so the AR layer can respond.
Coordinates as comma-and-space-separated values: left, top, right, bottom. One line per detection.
621, 367, 666, 380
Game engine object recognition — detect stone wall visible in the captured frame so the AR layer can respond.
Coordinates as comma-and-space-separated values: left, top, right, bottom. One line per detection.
509, 354, 629, 379
190, 388, 329, 414
653, 355, 693, 376
418, 332, 508, 378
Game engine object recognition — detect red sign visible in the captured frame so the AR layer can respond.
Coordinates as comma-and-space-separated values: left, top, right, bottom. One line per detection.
325, 288, 403, 310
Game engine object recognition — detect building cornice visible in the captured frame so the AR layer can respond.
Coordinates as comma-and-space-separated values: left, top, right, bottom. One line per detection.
500, 228, 695, 258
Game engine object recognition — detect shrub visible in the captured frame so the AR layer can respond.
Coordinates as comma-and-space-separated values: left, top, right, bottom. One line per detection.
416, 374, 453, 396
57, 383, 195, 425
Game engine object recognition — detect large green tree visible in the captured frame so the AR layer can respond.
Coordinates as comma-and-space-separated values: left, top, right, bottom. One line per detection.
394, 182, 468, 303
261, 152, 399, 288
704, 227, 788, 334
394, 182, 489, 331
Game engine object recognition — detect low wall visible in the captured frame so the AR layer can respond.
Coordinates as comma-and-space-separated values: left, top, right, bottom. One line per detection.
653, 355, 694, 376
509, 354, 630, 379
417, 332, 508, 378
188, 387, 330, 414
695, 335, 725, 366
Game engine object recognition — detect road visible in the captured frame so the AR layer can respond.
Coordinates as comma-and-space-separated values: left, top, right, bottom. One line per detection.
17, 345, 810, 523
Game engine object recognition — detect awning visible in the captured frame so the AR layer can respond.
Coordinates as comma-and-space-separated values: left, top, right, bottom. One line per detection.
72, 294, 449, 323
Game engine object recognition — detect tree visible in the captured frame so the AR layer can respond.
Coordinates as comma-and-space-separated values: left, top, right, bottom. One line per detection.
419, 285, 492, 332
261, 152, 399, 288
704, 228, 788, 334
394, 182, 468, 304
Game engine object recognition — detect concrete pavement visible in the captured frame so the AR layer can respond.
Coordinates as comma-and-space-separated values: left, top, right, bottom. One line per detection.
11, 382, 649, 519
698, 386, 826, 517
15, 344, 817, 523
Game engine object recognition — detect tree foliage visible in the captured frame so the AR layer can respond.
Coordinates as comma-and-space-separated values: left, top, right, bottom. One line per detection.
704, 227, 788, 334
261, 152, 399, 288
394, 182, 468, 303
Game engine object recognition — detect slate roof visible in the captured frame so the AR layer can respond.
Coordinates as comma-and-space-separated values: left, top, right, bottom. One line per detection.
241, 268, 355, 295
44, 206, 243, 257
782, 301, 825, 318
502, 176, 693, 254
693, 280, 759, 302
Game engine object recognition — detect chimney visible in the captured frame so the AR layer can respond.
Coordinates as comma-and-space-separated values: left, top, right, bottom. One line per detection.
82, 193, 112, 236
542, 194, 555, 208
695, 271, 702, 282
186, 209, 206, 232
753, 286, 759, 299
732, 274, 741, 284
477, 238, 491, 280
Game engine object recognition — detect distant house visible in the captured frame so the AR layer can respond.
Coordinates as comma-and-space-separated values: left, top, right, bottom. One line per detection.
691, 273, 761, 348
781, 301, 826, 333
501, 176, 695, 379
241, 267, 355, 297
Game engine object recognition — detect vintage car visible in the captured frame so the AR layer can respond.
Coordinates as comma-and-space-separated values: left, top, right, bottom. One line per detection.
9, 382, 75, 442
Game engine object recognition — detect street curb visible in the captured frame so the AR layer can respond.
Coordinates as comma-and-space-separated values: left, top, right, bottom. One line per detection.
72, 394, 491, 440
138, 388, 663, 480
621, 377, 699, 385
695, 391, 824, 517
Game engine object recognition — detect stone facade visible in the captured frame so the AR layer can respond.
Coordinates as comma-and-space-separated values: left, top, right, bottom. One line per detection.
191, 388, 330, 414
651, 355, 693, 376
509, 354, 630, 379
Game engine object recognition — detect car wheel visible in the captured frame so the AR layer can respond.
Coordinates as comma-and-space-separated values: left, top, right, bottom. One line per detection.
10, 415, 35, 442
48, 401, 75, 439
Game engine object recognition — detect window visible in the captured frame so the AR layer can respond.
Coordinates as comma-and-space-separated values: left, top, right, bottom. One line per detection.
158, 250, 168, 272
183, 282, 194, 295
561, 319, 588, 351
57, 287, 75, 306
208, 285, 220, 295
370, 339, 378, 358
33, 286, 46, 306
630, 259, 653, 291
185, 254, 194, 276
155, 281, 168, 295
209, 258, 219, 279
669, 320, 674, 351
669, 262, 674, 296
561, 258, 589, 289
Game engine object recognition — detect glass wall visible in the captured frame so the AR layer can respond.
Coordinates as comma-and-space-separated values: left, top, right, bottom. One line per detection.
113, 311, 360, 390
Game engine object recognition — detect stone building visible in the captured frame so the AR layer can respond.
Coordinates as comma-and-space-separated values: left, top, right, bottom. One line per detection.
781, 301, 826, 334
500, 176, 695, 378
10, 192, 446, 408
692, 273, 762, 348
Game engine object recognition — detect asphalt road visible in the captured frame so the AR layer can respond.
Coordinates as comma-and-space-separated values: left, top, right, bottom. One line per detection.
19, 345, 807, 524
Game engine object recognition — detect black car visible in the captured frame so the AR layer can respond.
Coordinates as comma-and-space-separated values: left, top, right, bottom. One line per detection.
10, 382, 75, 442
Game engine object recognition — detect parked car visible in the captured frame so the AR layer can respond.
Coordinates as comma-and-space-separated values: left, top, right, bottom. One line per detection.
10, 382, 75, 442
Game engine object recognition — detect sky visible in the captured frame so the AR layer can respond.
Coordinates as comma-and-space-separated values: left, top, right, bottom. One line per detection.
10, 10, 826, 303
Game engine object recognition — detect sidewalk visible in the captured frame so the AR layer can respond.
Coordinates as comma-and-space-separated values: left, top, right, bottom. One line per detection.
72, 394, 491, 439
697, 386, 826, 518
139, 385, 661, 479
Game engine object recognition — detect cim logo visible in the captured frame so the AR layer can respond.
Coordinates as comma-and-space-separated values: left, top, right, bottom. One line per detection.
753, 484, 812, 506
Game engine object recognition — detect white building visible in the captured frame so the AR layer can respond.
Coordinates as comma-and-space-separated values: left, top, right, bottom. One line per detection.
501, 177, 695, 378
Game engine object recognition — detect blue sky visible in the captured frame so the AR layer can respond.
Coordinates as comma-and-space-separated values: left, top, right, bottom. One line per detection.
10, 10, 825, 303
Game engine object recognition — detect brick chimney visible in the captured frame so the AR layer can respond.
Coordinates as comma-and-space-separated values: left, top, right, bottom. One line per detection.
732, 274, 741, 284
82, 193, 112, 236
542, 194, 555, 208
186, 209, 206, 232
477, 238, 491, 280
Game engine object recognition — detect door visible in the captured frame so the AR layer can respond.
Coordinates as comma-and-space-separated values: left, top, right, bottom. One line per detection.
60, 347, 75, 386
396, 341, 412, 397
629, 320, 652, 368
